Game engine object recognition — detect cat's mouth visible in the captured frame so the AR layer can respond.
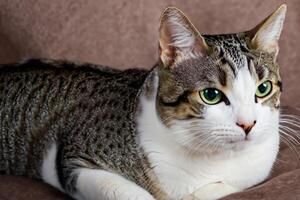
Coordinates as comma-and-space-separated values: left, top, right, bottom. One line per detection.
216, 132, 253, 150
211, 129, 246, 143
228, 135, 251, 143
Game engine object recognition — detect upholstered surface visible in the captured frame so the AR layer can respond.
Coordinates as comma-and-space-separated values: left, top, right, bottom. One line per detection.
0, 0, 299, 105
0, 142, 299, 200
0, 0, 299, 200
0, 175, 72, 200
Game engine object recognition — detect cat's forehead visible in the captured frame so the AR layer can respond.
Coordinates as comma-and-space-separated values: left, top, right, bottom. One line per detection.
172, 34, 279, 90
204, 34, 249, 55
204, 34, 250, 72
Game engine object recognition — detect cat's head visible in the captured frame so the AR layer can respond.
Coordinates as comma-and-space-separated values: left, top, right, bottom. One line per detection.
156, 4, 286, 154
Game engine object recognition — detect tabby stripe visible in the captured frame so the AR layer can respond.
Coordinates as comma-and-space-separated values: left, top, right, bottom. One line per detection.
226, 59, 237, 76
160, 91, 189, 107
278, 81, 283, 92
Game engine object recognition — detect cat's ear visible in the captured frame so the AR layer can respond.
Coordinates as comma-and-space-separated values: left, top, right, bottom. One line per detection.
159, 7, 209, 68
248, 4, 287, 55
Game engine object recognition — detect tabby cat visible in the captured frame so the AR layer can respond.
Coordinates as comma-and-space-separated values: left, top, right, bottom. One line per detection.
0, 4, 287, 200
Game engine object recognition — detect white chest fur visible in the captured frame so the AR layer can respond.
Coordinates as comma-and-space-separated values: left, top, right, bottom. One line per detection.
136, 86, 279, 200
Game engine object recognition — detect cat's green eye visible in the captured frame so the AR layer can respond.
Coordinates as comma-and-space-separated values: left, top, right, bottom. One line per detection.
200, 88, 222, 105
256, 81, 272, 98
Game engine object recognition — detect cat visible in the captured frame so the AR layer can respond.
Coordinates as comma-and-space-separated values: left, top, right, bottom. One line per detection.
0, 3, 287, 200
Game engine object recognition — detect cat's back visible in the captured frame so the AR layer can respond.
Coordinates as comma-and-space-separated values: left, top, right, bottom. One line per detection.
0, 58, 148, 89
0, 59, 148, 107
0, 59, 148, 121
0, 59, 149, 176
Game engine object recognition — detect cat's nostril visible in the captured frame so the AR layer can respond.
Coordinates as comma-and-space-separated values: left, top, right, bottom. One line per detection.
236, 122, 244, 129
236, 121, 256, 136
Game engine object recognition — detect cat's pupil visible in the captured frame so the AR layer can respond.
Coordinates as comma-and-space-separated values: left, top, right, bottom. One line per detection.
204, 89, 219, 100
258, 83, 267, 93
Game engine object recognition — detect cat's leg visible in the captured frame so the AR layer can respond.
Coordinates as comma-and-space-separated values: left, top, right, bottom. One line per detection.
55, 143, 155, 200
73, 168, 155, 200
183, 182, 240, 200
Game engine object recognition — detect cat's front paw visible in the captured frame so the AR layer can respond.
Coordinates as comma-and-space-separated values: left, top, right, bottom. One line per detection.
184, 182, 240, 200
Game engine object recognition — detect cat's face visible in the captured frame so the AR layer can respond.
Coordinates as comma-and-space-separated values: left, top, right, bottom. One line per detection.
156, 5, 286, 154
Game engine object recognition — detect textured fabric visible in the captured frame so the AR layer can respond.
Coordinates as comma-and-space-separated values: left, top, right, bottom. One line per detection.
0, 141, 299, 200
222, 169, 300, 200
0, 175, 72, 200
0, 1, 299, 200
0, 0, 299, 105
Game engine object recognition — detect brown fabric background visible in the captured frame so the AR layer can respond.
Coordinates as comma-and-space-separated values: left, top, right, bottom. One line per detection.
0, 0, 299, 200
0, 142, 299, 200
0, 0, 299, 105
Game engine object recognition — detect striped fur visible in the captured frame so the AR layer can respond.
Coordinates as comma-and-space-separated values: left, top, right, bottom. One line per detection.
0, 4, 287, 200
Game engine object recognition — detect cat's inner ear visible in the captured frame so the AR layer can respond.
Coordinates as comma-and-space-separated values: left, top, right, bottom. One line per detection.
159, 7, 208, 68
248, 4, 287, 55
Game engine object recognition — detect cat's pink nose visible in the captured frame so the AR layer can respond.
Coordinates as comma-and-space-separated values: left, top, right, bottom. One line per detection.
236, 121, 256, 135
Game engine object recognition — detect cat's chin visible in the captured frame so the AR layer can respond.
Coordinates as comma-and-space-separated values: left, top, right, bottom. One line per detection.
227, 136, 269, 152
182, 141, 249, 155
204, 138, 255, 154
231, 139, 252, 151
